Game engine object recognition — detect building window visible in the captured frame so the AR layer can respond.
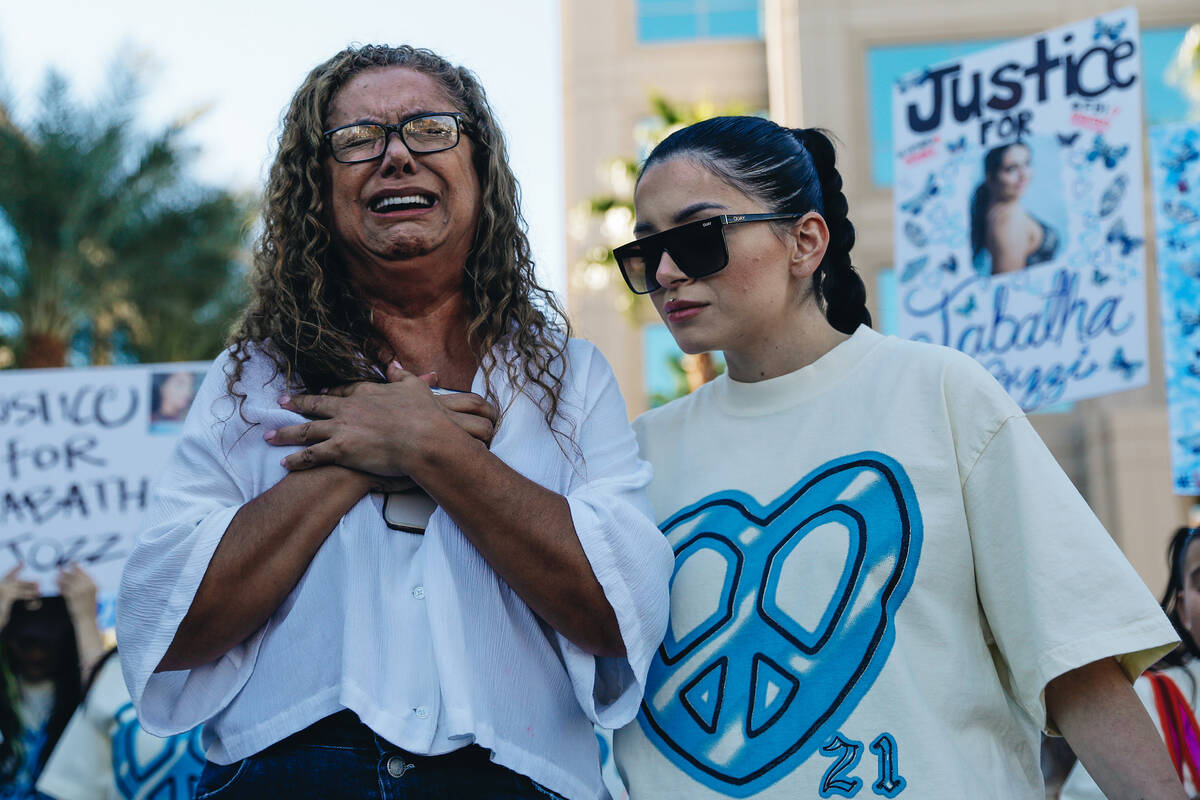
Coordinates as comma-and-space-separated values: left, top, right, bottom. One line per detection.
865, 27, 1193, 187
637, 0, 761, 44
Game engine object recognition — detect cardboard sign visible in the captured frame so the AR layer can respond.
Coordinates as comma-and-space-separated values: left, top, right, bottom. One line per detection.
892, 8, 1148, 410
0, 362, 208, 596
1150, 122, 1200, 495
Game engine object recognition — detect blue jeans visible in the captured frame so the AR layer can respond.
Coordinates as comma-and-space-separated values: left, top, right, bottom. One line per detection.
194, 711, 562, 799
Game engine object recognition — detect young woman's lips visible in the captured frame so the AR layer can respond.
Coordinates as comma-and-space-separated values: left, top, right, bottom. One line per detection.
663, 299, 707, 323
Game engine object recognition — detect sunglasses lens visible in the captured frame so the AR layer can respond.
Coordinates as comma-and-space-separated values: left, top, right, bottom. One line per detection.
665, 218, 727, 280
615, 244, 661, 294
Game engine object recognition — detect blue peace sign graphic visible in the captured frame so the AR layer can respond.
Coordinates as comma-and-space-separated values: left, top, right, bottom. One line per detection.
639, 452, 922, 795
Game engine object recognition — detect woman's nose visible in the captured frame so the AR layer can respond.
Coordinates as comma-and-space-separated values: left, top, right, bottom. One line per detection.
379, 133, 416, 175
654, 249, 688, 289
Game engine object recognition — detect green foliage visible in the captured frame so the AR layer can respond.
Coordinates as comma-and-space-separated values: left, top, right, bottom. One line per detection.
0, 58, 254, 367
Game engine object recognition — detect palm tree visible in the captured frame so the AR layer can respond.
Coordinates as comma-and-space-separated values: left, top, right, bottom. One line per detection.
0, 60, 253, 369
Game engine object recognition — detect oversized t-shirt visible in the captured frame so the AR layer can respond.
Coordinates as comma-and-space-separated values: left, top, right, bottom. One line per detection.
614, 326, 1178, 799
35, 656, 203, 800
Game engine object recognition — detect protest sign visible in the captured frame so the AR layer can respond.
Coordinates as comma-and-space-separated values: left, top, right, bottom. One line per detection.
892, 8, 1148, 410
1150, 122, 1200, 495
0, 362, 208, 599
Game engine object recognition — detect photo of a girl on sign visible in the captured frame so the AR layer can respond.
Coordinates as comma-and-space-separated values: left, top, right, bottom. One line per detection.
970, 140, 1063, 274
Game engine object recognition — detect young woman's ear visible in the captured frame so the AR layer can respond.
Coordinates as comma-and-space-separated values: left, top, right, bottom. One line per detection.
787, 211, 829, 280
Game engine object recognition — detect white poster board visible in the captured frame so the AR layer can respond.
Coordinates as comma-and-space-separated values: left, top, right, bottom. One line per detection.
0, 362, 208, 604
892, 8, 1148, 410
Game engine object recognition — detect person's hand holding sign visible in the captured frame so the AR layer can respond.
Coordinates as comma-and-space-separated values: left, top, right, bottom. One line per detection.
0, 565, 39, 630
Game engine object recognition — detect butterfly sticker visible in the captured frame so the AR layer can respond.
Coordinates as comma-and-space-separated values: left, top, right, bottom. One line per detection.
1161, 138, 1200, 184
946, 136, 967, 154
1057, 131, 1081, 147
1180, 433, 1200, 454
955, 295, 976, 315
1163, 201, 1200, 226
1106, 218, 1143, 256
1110, 347, 1142, 380
903, 220, 928, 248
900, 174, 939, 215
1092, 268, 1111, 286
1086, 134, 1129, 169
939, 254, 958, 274
900, 256, 929, 283
1098, 175, 1127, 217
1181, 310, 1200, 336
1167, 235, 1189, 252
1093, 17, 1127, 42
896, 68, 931, 93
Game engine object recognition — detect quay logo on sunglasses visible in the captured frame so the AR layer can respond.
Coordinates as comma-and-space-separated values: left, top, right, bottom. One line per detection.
613, 213, 800, 294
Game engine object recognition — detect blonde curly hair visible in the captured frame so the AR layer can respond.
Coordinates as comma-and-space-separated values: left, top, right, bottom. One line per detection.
228, 44, 570, 427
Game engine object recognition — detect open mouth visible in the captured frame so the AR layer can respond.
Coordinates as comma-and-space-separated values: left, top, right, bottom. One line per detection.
369, 193, 437, 213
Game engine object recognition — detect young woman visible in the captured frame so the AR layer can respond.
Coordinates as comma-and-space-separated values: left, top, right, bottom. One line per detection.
608, 116, 1184, 799
1061, 526, 1200, 798
969, 141, 1060, 275
0, 566, 103, 800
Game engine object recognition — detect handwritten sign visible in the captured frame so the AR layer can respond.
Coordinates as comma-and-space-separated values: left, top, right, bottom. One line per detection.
892, 8, 1149, 410
1150, 122, 1200, 495
0, 362, 207, 597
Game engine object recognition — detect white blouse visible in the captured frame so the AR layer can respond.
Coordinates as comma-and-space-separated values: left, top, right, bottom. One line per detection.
116, 340, 674, 800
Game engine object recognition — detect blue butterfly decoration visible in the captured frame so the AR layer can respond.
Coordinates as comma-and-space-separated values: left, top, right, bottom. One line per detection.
1180, 433, 1200, 454
896, 68, 931, 93
1093, 18, 1127, 42
900, 256, 928, 282
1106, 218, 1143, 256
955, 295, 976, 315
1092, 268, 1111, 286
1098, 175, 1127, 217
1181, 310, 1200, 336
1161, 138, 1200, 184
1180, 258, 1200, 280
939, 254, 958, 274
1167, 235, 1190, 252
946, 136, 967, 154
1110, 347, 1142, 380
1163, 201, 1200, 226
1057, 131, 1081, 147
903, 220, 928, 248
1086, 134, 1129, 169
900, 174, 939, 215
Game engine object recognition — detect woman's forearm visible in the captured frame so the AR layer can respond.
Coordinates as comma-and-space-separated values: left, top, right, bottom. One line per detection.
155, 466, 371, 672
69, 608, 105, 678
1047, 657, 1186, 800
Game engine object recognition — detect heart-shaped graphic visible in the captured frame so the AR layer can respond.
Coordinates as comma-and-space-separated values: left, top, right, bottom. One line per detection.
639, 452, 922, 795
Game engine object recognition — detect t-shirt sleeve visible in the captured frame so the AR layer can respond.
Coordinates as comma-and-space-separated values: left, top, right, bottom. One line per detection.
960, 400, 1177, 731
556, 343, 674, 728
116, 353, 275, 736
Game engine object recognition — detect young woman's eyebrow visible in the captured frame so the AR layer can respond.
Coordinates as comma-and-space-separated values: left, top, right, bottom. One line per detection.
672, 202, 727, 223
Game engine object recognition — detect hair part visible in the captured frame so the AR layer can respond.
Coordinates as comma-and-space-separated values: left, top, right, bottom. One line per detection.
228, 44, 570, 429
639, 116, 871, 335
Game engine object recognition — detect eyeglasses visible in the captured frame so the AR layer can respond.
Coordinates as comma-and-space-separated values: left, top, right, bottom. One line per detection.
323, 112, 466, 164
612, 213, 801, 294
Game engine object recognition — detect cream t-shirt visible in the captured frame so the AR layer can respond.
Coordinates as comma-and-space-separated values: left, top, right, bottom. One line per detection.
614, 326, 1177, 799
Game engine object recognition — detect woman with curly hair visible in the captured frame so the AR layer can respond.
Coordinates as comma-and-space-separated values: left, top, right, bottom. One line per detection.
115, 44, 672, 800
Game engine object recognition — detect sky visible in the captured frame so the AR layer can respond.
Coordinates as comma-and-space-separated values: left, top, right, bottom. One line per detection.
0, 0, 566, 297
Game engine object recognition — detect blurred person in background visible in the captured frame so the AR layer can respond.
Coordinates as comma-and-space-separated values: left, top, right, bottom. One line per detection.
0, 565, 103, 799
35, 648, 204, 800
1061, 527, 1200, 799
116, 44, 671, 800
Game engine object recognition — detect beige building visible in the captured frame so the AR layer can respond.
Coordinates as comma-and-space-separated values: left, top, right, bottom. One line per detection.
562, 0, 1199, 591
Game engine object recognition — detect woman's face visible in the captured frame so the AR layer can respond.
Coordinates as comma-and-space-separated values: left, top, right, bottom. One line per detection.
5, 631, 64, 682
1178, 535, 1200, 638
158, 371, 195, 418
634, 157, 800, 359
987, 145, 1032, 202
322, 66, 482, 287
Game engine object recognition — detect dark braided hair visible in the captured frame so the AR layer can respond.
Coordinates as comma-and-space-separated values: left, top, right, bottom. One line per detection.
640, 116, 871, 335
1160, 526, 1200, 668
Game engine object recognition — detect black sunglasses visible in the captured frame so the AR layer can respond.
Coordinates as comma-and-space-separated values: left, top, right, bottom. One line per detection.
323, 112, 466, 164
612, 213, 801, 294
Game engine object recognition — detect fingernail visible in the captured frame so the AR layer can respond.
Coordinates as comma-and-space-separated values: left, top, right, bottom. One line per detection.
264, 430, 275, 442
277, 395, 290, 406
280, 457, 288, 468
390, 360, 403, 369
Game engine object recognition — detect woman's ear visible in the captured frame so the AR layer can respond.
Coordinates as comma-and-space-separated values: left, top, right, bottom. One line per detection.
786, 211, 829, 280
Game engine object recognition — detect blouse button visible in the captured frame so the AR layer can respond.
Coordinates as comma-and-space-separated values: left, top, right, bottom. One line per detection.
412, 586, 425, 600
414, 706, 429, 719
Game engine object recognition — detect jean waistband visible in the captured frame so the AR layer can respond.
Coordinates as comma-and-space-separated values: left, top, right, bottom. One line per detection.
282, 710, 490, 764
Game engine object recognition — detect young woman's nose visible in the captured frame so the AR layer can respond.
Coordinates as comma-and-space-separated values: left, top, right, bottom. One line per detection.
655, 249, 689, 289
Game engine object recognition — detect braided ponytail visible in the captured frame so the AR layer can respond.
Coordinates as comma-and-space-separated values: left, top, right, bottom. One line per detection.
794, 129, 871, 335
